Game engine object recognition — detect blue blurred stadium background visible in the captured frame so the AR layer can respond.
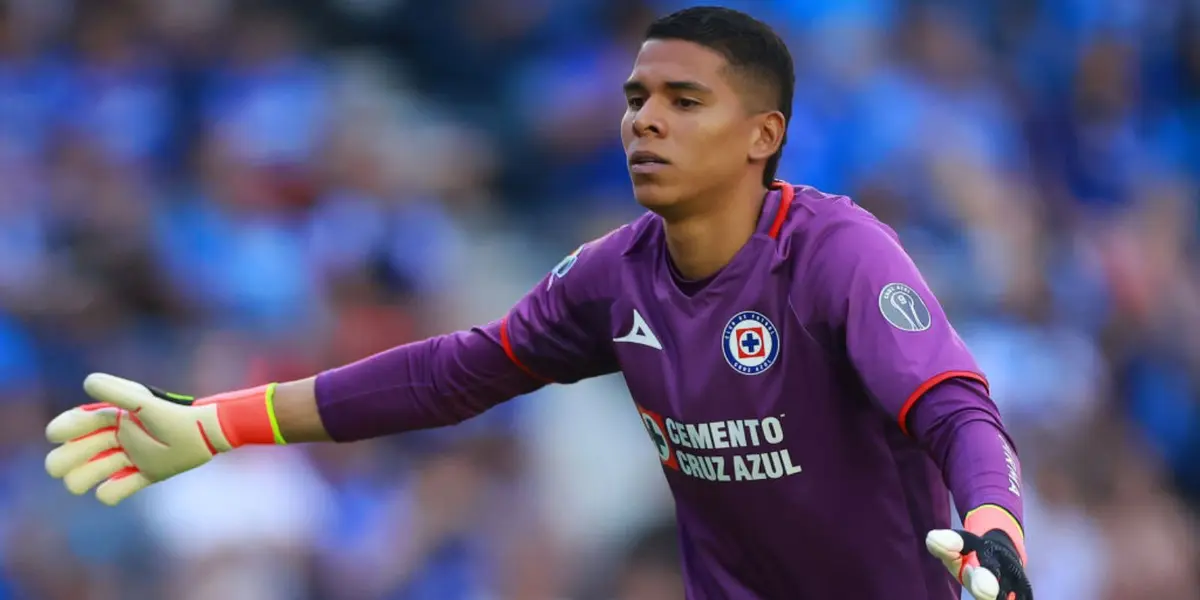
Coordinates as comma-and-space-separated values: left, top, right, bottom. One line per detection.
0, 0, 1198, 598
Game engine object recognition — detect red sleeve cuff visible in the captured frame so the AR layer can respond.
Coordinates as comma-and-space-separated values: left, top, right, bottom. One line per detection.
897, 370, 989, 436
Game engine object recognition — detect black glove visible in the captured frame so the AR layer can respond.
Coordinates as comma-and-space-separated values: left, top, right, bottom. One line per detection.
927, 527, 1033, 600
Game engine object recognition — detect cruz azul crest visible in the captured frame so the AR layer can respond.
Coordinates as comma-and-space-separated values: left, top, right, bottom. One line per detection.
722, 311, 780, 375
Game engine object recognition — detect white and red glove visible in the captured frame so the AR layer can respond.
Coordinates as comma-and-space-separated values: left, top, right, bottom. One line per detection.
926, 505, 1033, 600
44, 373, 282, 506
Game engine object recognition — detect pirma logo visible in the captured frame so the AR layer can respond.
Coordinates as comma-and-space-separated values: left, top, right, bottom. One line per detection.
722, 311, 780, 375
546, 245, 584, 289
878, 283, 931, 332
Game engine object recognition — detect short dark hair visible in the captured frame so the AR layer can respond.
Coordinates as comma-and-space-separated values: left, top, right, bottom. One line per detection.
645, 6, 795, 186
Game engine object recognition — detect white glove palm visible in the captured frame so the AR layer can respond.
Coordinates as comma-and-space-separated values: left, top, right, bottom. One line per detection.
44, 373, 233, 506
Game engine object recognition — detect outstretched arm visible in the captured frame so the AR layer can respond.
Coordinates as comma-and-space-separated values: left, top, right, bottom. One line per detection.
281, 321, 547, 443
43, 322, 544, 505
232, 321, 545, 444
276, 235, 621, 443
45, 232, 623, 506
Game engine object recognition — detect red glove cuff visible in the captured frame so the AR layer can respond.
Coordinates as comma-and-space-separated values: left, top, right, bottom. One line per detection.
194, 384, 282, 447
964, 504, 1027, 565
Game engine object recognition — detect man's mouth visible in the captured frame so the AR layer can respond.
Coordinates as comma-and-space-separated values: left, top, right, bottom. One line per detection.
629, 151, 670, 174
629, 151, 670, 166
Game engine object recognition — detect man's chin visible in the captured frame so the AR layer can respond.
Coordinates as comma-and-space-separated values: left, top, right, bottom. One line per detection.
631, 180, 683, 213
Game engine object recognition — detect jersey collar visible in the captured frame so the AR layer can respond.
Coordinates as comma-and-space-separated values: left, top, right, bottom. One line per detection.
757, 180, 795, 240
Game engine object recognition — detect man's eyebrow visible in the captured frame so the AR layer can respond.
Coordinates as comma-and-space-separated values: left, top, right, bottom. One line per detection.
622, 80, 714, 94
664, 80, 713, 94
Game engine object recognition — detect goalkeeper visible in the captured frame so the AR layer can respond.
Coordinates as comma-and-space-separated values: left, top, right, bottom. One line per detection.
47, 6, 1032, 600
50, 371, 1029, 600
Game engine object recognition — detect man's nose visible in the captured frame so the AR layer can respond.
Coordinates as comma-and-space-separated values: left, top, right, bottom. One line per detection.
631, 104, 666, 138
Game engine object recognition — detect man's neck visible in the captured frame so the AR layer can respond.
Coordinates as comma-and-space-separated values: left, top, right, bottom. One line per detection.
663, 179, 769, 281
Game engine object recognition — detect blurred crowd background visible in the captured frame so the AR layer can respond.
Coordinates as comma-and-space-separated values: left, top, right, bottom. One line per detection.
0, 0, 1198, 598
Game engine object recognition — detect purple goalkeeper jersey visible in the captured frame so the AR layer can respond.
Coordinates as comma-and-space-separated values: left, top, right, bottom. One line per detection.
502, 183, 983, 599
316, 182, 1022, 599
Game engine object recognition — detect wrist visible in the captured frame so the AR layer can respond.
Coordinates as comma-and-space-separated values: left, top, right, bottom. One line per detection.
195, 383, 287, 448
964, 504, 1027, 565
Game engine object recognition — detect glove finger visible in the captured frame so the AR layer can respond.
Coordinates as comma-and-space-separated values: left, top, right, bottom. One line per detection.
1006, 569, 1034, 600
83, 373, 149, 413
45, 404, 119, 444
955, 529, 989, 554
63, 449, 132, 495
45, 426, 119, 478
964, 565, 1000, 600
929, 529, 995, 591
986, 560, 1024, 600
926, 529, 966, 562
95, 468, 151, 506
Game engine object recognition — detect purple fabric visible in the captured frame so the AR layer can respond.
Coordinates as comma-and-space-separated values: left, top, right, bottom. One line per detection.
314, 184, 1026, 599
315, 224, 627, 441
315, 323, 541, 442
909, 378, 1024, 527
498, 235, 622, 384
798, 199, 986, 422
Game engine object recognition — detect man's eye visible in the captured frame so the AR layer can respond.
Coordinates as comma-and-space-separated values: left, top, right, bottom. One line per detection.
627, 97, 645, 110
676, 98, 700, 109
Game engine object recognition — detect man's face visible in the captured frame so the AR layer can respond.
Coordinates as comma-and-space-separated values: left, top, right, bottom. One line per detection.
621, 39, 760, 212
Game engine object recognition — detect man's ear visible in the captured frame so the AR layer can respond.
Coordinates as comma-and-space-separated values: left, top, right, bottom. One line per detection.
749, 111, 786, 162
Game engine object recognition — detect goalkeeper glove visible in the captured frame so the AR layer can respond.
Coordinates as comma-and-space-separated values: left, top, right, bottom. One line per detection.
926, 506, 1033, 600
44, 373, 283, 506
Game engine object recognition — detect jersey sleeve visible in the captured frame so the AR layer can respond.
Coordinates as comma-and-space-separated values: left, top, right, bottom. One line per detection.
803, 216, 987, 435
497, 237, 621, 384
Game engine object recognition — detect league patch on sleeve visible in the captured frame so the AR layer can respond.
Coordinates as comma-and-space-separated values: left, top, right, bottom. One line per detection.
878, 283, 931, 332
